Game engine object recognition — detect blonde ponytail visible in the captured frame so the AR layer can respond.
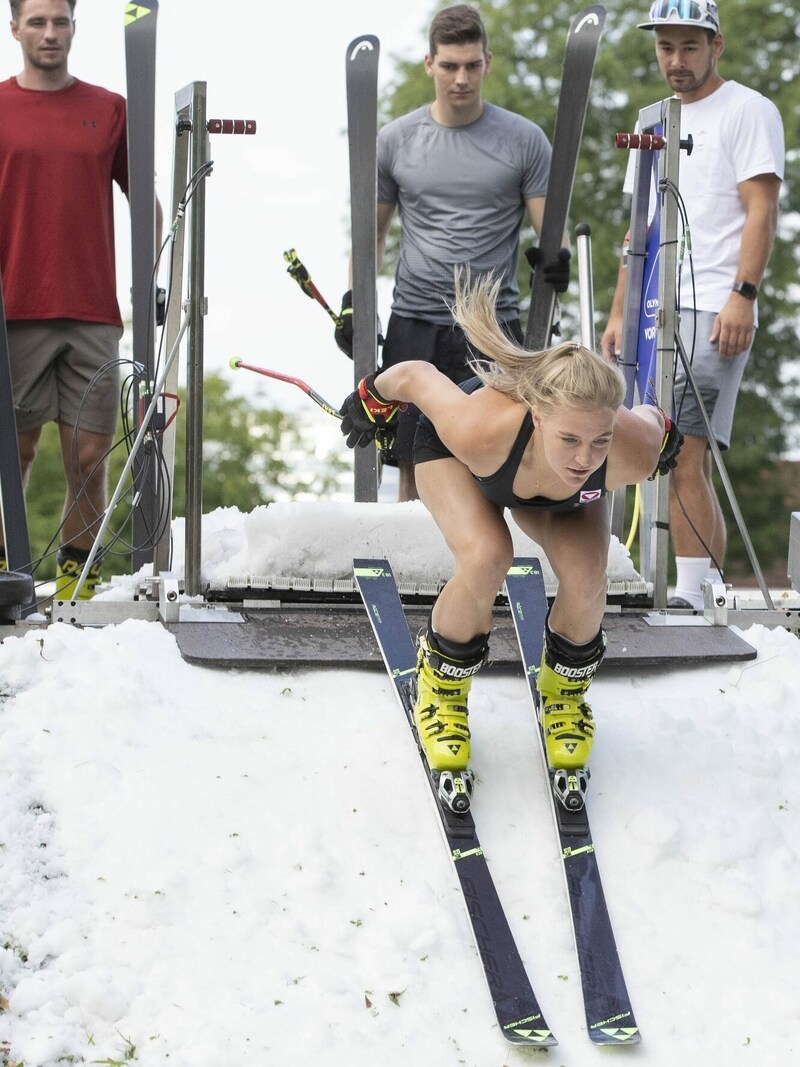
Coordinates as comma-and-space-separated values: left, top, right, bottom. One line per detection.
452, 270, 625, 415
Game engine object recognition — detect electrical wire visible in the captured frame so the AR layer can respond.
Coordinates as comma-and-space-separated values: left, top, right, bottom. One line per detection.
17, 161, 216, 611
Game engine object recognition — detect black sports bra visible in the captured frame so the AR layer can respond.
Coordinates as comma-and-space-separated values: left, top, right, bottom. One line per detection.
463, 378, 609, 512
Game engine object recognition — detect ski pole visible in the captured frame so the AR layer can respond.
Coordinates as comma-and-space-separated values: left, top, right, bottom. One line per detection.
229, 358, 342, 420
283, 248, 344, 330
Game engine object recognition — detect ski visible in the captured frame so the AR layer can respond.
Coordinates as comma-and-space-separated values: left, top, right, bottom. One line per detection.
505, 559, 641, 1044
524, 5, 606, 351
354, 559, 557, 1048
345, 36, 380, 502
125, 0, 160, 570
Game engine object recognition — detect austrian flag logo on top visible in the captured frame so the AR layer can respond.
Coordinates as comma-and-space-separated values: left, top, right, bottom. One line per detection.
579, 489, 603, 504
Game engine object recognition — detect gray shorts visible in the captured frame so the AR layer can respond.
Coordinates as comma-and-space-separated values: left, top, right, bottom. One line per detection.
7, 319, 122, 436
673, 309, 751, 450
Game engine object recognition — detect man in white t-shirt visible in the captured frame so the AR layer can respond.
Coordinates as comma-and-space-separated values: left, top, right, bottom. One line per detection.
601, 0, 784, 608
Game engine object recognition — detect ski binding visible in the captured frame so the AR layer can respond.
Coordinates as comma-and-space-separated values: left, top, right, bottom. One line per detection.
434, 768, 474, 814
552, 766, 590, 811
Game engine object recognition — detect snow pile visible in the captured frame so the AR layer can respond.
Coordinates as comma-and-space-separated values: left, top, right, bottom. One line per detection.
1, 507, 799, 1065
169, 501, 640, 591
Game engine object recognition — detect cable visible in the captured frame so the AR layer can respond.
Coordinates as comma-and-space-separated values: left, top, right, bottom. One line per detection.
23, 163, 215, 609
128, 161, 215, 557
652, 177, 725, 582
625, 484, 641, 552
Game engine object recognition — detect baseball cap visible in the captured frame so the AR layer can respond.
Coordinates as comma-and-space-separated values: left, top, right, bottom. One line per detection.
638, 0, 721, 32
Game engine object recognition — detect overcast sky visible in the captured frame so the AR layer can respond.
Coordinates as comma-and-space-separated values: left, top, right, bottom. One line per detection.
0, 0, 437, 414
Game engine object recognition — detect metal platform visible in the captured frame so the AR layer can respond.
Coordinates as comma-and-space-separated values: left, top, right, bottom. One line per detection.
167, 602, 758, 671
6, 573, 794, 672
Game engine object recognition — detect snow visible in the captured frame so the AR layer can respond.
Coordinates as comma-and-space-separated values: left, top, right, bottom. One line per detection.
2, 505, 800, 1066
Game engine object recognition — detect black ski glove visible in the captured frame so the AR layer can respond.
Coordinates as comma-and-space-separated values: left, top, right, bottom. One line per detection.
649, 416, 684, 479
334, 290, 354, 358
525, 246, 572, 294
339, 373, 405, 450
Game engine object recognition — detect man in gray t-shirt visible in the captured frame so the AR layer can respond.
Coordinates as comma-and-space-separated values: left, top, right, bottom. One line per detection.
378, 101, 550, 324
336, 4, 567, 500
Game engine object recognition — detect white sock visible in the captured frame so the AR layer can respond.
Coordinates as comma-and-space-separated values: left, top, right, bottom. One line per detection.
674, 556, 711, 609
706, 566, 724, 585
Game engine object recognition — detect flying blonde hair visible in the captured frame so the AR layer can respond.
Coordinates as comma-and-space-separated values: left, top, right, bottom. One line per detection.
452, 271, 626, 416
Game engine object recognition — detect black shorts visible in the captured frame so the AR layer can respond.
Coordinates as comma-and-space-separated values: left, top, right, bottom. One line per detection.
381, 313, 522, 465
414, 376, 483, 465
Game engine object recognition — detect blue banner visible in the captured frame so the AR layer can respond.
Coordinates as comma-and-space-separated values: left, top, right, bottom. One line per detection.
635, 148, 661, 405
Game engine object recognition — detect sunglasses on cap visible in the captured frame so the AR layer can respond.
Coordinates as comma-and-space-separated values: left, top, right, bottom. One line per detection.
641, 0, 720, 31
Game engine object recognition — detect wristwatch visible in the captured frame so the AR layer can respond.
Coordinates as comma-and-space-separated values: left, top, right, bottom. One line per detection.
732, 280, 758, 300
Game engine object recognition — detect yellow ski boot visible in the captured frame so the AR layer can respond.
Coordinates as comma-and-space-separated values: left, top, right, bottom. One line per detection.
537, 624, 606, 774
55, 545, 103, 602
413, 626, 488, 813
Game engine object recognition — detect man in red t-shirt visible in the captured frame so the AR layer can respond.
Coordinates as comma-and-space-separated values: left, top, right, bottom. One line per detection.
0, 0, 139, 598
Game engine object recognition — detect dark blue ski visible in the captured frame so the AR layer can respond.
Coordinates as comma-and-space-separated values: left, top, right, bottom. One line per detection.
346, 36, 380, 502
505, 559, 641, 1044
354, 559, 556, 1048
525, 5, 606, 351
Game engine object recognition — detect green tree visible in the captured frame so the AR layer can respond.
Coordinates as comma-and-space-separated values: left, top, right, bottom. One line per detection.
381, 0, 800, 579
170, 375, 347, 516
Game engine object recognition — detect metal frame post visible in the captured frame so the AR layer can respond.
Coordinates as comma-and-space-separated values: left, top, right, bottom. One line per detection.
615, 98, 682, 607
151, 84, 193, 577
151, 88, 255, 596
647, 97, 681, 608
183, 82, 209, 597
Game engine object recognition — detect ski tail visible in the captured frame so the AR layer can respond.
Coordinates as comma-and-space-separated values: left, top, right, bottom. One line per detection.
524, 5, 607, 351
346, 38, 381, 500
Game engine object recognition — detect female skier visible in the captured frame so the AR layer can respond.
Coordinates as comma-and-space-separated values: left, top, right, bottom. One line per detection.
340, 274, 681, 803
